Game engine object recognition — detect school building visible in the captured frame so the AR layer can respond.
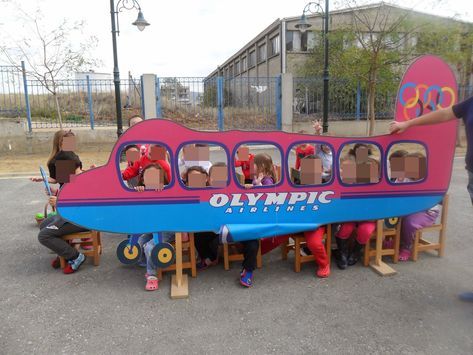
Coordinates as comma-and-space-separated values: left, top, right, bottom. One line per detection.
205, 2, 472, 85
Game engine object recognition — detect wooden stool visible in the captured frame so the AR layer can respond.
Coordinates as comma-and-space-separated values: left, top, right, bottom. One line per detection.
281, 225, 332, 272
223, 240, 262, 270
412, 195, 449, 261
363, 219, 401, 267
59, 231, 102, 268
158, 233, 197, 279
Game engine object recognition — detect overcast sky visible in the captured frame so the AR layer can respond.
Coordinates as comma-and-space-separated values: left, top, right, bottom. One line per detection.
0, 0, 472, 78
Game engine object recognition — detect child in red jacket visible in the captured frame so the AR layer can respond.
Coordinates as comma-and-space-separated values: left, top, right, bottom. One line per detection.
122, 144, 171, 183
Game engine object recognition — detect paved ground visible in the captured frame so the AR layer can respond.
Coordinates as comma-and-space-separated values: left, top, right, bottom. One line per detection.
0, 158, 472, 354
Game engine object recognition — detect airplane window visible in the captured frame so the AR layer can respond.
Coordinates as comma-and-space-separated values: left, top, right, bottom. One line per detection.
387, 143, 427, 183
288, 142, 333, 186
339, 143, 381, 184
178, 143, 229, 188
234, 143, 282, 187
119, 143, 172, 190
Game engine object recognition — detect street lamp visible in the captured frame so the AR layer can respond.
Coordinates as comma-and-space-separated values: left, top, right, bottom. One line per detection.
296, 1, 329, 133
110, 0, 150, 137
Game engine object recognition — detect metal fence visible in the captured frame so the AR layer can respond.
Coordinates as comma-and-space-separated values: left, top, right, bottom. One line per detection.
27, 77, 142, 129
1, 62, 472, 131
0, 65, 25, 117
293, 77, 396, 122
154, 76, 279, 131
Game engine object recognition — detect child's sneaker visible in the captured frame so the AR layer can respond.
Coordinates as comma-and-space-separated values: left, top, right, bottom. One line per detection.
316, 264, 330, 278
63, 253, 86, 274
239, 269, 253, 287
81, 238, 93, 251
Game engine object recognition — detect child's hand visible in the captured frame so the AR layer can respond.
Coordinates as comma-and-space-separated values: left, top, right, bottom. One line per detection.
244, 184, 253, 189
135, 186, 145, 192
254, 173, 264, 186
312, 120, 322, 135
48, 196, 57, 208
30, 177, 43, 182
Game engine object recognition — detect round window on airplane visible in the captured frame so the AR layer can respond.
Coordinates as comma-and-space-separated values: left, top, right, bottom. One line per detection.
119, 143, 172, 190
178, 142, 229, 188
339, 142, 381, 185
387, 143, 427, 183
288, 142, 333, 186
234, 143, 282, 187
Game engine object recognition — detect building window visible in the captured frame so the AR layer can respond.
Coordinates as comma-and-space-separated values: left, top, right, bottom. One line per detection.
258, 43, 266, 62
229, 64, 234, 78
286, 31, 294, 51
270, 35, 280, 56
235, 60, 240, 75
249, 51, 256, 67
301, 32, 316, 51
287, 30, 301, 51
241, 56, 248, 71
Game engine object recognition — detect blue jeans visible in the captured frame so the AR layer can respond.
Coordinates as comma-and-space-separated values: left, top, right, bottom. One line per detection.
137, 232, 174, 276
468, 170, 473, 205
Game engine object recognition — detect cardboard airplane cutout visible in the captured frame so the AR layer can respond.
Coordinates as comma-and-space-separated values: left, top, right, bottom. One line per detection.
57, 55, 457, 267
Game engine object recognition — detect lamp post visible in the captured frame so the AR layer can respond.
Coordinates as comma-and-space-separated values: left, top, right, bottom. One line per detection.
295, 1, 329, 133
110, 0, 150, 137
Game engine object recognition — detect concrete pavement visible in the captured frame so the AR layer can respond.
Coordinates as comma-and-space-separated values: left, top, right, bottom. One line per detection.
0, 158, 472, 354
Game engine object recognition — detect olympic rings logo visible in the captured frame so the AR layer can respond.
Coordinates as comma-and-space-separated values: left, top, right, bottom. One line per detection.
399, 82, 456, 119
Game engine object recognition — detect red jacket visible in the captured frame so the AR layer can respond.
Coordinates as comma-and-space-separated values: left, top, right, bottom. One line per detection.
295, 145, 315, 170
122, 155, 171, 183
235, 154, 255, 180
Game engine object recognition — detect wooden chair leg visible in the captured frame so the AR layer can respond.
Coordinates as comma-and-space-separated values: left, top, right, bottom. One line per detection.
412, 232, 420, 261
393, 223, 401, 263
363, 237, 371, 266
157, 269, 163, 280
223, 243, 230, 270
97, 232, 102, 255
92, 231, 100, 266
439, 228, 446, 257
189, 233, 197, 277
256, 240, 262, 269
294, 237, 301, 273
59, 257, 66, 269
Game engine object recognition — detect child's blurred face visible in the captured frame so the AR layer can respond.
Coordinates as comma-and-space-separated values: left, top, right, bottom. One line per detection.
148, 145, 166, 161
209, 166, 227, 187
126, 147, 140, 163
188, 170, 207, 188
143, 167, 163, 189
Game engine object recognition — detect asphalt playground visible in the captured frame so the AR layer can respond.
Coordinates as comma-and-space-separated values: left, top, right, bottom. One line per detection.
0, 157, 472, 354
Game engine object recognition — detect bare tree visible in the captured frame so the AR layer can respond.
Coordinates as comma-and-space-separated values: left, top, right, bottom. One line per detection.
0, 2, 99, 128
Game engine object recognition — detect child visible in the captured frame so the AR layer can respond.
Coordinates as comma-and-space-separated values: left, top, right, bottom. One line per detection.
235, 146, 255, 184
181, 166, 222, 269
336, 145, 376, 269
294, 138, 315, 171
123, 144, 140, 188
134, 164, 173, 291
390, 151, 440, 261
239, 153, 276, 287
37, 151, 88, 274
122, 144, 171, 184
